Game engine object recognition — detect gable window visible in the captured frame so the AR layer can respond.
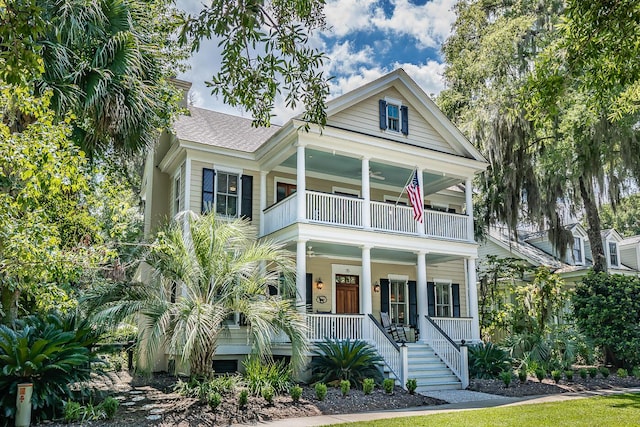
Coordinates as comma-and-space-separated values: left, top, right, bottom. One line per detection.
217, 172, 239, 217
276, 182, 296, 202
378, 98, 409, 135
609, 242, 619, 267
389, 278, 407, 325
573, 237, 583, 264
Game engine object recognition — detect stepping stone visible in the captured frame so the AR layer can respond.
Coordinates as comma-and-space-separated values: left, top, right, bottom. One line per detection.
146, 415, 162, 421
142, 404, 156, 410
129, 390, 143, 395
132, 396, 145, 402
115, 396, 127, 401
149, 408, 164, 415
121, 402, 136, 406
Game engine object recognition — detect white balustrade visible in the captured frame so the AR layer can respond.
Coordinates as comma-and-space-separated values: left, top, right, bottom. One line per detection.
370, 201, 418, 234
432, 317, 473, 343
423, 316, 469, 388
306, 191, 363, 227
364, 315, 403, 383
306, 314, 364, 342
425, 210, 468, 241
263, 193, 298, 235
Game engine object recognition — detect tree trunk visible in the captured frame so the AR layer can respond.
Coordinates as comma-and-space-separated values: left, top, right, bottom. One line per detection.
579, 176, 607, 273
0, 286, 19, 325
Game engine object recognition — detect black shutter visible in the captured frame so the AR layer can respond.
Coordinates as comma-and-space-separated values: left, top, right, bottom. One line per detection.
427, 282, 435, 317
380, 279, 390, 314
408, 280, 417, 328
306, 273, 313, 310
452, 283, 461, 318
378, 99, 387, 130
240, 174, 253, 220
202, 168, 215, 213
401, 105, 409, 135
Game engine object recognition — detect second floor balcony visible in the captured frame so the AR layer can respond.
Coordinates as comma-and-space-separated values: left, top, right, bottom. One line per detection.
263, 190, 471, 241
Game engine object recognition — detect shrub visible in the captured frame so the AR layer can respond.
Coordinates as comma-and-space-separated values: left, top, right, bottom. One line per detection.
573, 272, 640, 367
310, 339, 384, 388
0, 314, 102, 421
238, 389, 249, 407
261, 385, 275, 404
499, 371, 512, 387
600, 367, 610, 378
468, 342, 512, 379
579, 368, 588, 379
64, 401, 83, 422
535, 368, 546, 382
617, 368, 628, 378
383, 378, 395, 394
589, 367, 598, 378
340, 380, 350, 397
243, 357, 292, 395
100, 397, 119, 419
632, 367, 640, 378
565, 371, 574, 381
551, 370, 562, 384
290, 385, 302, 402
174, 374, 242, 401
208, 392, 222, 409
518, 369, 527, 383
362, 378, 375, 395
406, 378, 418, 395
314, 383, 327, 401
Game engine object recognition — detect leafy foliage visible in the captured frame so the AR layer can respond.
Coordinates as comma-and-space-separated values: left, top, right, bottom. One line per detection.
290, 385, 302, 402
174, 374, 242, 400
600, 194, 640, 237
382, 378, 394, 394
573, 272, 640, 368
0, 313, 101, 421
500, 371, 512, 387
314, 382, 327, 401
243, 357, 293, 396
310, 339, 384, 388
362, 378, 375, 395
468, 342, 511, 379
340, 379, 350, 396
406, 378, 417, 395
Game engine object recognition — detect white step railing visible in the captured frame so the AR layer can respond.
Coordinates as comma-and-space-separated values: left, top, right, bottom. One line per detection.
263, 193, 297, 235
370, 201, 418, 234
423, 316, 469, 389
306, 191, 363, 227
432, 317, 473, 343
306, 314, 364, 342
365, 314, 404, 384
425, 210, 468, 241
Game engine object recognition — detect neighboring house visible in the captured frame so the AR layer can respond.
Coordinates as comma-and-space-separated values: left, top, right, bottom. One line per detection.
479, 224, 640, 289
141, 69, 488, 391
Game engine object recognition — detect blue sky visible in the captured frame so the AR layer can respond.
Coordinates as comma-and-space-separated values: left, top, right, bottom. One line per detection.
176, 0, 457, 124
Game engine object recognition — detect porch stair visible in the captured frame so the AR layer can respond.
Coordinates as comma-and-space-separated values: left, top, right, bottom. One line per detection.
405, 343, 462, 392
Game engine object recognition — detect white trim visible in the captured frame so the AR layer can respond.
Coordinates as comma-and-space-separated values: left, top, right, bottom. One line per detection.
383, 96, 404, 135
387, 276, 409, 325
215, 165, 243, 175
184, 156, 192, 212
332, 186, 360, 197
433, 279, 453, 318
387, 274, 409, 282
214, 169, 241, 218
331, 264, 363, 314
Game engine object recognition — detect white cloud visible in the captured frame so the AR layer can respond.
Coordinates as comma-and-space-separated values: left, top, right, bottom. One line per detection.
324, 0, 379, 36
326, 41, 375, 74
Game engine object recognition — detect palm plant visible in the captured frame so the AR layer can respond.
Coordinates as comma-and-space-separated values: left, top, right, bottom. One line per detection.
310, 338, 384, 387
84, 211, 308, 378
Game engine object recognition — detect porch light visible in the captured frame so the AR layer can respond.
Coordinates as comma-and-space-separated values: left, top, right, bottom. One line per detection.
373, 282, 380, 293
315, 278, 324, 290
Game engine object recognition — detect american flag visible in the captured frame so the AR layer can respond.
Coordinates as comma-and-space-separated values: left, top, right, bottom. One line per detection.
406, 170, 423, 223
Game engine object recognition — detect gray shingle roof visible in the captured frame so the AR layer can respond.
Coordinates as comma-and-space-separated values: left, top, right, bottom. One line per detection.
488, 228, 567, 269
620, 235, 640, 246
173, 107, 280, 152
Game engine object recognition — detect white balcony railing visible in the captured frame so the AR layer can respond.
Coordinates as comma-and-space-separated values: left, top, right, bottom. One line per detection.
262, 190, 470, 241
306, 313, 364, 342
424, 316, 469, 389
432, 317, 473, 343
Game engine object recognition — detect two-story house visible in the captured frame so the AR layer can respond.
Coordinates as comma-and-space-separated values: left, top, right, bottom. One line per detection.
142, 69, 488, 391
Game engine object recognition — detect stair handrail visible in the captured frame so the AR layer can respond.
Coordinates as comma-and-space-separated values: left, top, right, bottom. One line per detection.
423, 315, 469, 389
367, 314, 400, 351
366, 314, 404, 385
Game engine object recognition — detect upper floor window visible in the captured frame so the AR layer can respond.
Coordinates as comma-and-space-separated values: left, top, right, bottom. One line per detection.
609, 242, 619, 267
387, 103, 400, 132
216, 172, 239, 217
173, 175, 181, 215
378, 98, 408, 135
202, 168, 253, 220
573, 237, 583, 264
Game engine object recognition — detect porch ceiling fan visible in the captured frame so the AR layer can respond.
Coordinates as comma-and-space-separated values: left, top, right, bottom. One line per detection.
369, 169, 385, 180
307, 246, 315, 257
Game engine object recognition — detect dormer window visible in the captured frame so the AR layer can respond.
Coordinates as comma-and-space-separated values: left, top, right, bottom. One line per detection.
378, 98, 409, 135
572, 237, 583, 264
609, 242, 619, 267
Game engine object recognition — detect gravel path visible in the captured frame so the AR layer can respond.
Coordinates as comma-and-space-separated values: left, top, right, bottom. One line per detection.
420, 389, 511, 404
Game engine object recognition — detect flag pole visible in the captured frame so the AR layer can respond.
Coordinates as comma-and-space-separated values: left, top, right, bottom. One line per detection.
395, 169, 416, 206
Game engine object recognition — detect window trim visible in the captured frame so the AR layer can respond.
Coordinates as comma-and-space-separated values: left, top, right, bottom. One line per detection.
572, 236, 584, 265
608, 241, 619, 267
433, 279, 453, 318
388, 274, 409, 325
201, 166, 243, 218
384, 97, 403, 134
173, 171, 182, 215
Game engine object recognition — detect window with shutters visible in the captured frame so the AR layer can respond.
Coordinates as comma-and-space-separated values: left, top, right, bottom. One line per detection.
216, 172, 239, 217
389, 279, 408, 325
387, 103, 400, 131
435, 281, 452, 317
379, 97, 408, 135
202, 168, 215, 213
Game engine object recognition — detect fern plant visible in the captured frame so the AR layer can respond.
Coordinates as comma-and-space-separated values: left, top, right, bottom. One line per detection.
310, 339, 383, 387
468, 342, 512, 379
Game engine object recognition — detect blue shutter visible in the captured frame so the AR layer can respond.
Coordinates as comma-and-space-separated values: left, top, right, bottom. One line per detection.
427, 282, 435, 317
378, 99, 387, 130
401, 105, 409, 135
380, 279, 390, 314
408, 280, 417, 328
452, 283, 461, 318
306, 273, 313, 310
202, 168, 215, 213
240, 174, 253, 220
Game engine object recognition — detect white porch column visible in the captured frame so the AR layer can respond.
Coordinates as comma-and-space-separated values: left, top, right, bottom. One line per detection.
296, 145, 306, 222
467, 257, 481, 342
361, 245, 372, 315
417, 168, 426, 236
296, 239, 308, 312
361, 157, 371, 229
416, 251, 428, 342
465, 178, 474, 241
259, 171, 267, 236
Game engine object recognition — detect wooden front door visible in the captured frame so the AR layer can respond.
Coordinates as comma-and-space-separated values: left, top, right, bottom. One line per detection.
336, 274, 359, 314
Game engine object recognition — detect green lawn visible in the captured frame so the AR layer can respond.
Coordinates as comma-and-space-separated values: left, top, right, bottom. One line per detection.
328, 393, 640, 427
